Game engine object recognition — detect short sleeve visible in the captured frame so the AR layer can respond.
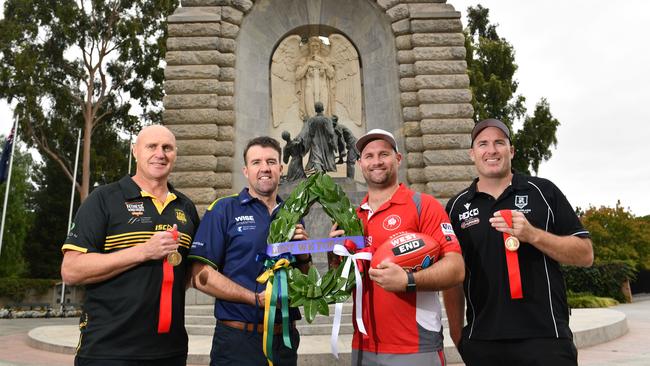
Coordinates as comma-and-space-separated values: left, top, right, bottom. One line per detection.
419, 194, 462, 256
549, 181, 590, 238
188, 205, 228, 269
61, 189, 108, 254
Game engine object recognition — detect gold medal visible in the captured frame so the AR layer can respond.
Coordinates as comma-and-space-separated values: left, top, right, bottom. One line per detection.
504, 236, 520, 252
167, 251, 182, 266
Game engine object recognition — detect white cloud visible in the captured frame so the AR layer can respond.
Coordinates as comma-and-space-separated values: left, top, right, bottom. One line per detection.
451, 0, 650, 216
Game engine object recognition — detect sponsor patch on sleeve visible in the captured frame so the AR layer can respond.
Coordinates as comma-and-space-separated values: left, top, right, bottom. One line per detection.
441, 223, 456, 236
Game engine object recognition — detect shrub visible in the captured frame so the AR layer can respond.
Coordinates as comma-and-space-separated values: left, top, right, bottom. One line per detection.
0, 278, 57, 303
567, 291, 618, 308
563, 261, 637, 303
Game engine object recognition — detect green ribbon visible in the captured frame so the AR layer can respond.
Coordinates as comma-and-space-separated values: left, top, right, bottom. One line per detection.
257, 257, 293, 365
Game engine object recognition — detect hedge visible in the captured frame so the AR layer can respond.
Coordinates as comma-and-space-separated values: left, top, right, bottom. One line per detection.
563, 261, 637, 303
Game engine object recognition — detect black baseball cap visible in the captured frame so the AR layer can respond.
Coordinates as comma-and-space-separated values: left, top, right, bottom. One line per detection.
471, 119, 511, 146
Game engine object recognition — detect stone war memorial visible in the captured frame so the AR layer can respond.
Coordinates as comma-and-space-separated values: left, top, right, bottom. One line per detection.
163, 1, 476, 350
163, 0, 475, 217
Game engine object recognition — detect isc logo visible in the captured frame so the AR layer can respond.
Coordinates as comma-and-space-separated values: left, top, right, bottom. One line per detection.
458, 208, 479, 221
391, 239, 424, 256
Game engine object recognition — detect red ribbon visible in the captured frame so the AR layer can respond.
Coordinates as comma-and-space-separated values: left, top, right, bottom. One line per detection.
158, 228, 178, 333
499, 210, 523, 299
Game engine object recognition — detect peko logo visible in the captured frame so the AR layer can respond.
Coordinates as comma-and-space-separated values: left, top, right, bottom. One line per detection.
458, 208, 479, 221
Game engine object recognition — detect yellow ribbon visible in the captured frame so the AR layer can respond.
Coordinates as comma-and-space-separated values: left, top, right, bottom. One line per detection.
256, 258, 291, 366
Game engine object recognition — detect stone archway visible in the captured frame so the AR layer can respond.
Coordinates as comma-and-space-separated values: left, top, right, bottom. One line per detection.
164, 0, 475, 214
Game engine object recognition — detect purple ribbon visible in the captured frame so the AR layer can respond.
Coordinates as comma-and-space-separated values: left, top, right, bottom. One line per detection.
266, 236, 365, 257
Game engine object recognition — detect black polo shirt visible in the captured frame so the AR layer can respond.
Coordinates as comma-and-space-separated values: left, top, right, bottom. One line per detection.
62, 175, 199, 360
446, 172, 589, 340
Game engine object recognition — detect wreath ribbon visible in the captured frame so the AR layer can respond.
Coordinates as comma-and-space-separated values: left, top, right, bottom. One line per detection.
330, 243, 372, 358
256, 256, 293, 366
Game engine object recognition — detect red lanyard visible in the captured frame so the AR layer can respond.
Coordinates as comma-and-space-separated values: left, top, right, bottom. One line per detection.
499, 210, 523, 299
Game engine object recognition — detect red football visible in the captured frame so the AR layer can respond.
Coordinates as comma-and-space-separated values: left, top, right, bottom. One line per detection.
370, 232, 441, 272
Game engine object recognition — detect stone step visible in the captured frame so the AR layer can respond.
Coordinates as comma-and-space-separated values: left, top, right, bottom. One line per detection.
185, 303, 448, 335
297, 323, 354, 336
185, 305, 214, 316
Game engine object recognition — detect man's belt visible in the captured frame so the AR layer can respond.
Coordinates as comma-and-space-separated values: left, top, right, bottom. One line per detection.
219, 320, 296, 335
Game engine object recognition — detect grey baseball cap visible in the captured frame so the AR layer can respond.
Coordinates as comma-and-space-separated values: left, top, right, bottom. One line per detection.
471, 118, 511, 146
355, 129, 398, 154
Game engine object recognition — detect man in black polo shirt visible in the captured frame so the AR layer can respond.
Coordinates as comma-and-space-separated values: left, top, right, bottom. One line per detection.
61, 125, 199, 366
443, 119, 593, 366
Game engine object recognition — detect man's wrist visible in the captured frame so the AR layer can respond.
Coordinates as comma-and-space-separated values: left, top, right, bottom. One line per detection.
405, 270, 417, 292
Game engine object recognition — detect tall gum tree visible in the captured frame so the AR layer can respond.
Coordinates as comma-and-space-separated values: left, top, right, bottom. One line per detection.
465, 5, 559, 175
0, 0, 178, 201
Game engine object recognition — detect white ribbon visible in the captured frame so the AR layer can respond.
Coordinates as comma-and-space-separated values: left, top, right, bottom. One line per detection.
330, 244, 372, 358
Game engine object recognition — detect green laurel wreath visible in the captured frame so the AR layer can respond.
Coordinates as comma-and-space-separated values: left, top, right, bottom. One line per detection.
267, 172, 364, 323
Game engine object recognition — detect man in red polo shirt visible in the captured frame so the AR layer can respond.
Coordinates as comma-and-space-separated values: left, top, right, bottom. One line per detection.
332, 129, 465, 366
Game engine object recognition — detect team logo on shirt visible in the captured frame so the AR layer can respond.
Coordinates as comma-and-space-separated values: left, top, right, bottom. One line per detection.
382, 214, 402, 231
515, 195, 528, 209
175, 209, 187, 224
125, 201, 145, 216
459, 204, 480, 229
234, 215, 256, 232
441, 223, 456, 237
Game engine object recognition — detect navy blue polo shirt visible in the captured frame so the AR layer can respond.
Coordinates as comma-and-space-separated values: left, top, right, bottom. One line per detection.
189, 188, 301, 323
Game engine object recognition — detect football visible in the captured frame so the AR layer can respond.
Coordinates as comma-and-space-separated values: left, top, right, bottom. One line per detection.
370, 232, 441, 272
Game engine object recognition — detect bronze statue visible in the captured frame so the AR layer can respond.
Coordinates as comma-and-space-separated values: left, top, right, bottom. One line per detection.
332, 115, 359, 179
303, 102, 337, 173
281, 131, 307, 181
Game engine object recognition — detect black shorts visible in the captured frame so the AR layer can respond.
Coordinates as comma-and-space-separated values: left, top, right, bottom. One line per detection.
459, 337, 577, 366
74, 355, 186, 366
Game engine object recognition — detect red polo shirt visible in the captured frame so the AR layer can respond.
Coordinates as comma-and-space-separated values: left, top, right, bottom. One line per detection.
353, 184, 461, 354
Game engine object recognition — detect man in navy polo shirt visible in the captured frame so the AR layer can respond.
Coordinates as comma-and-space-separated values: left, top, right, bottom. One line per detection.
189, 136, 311, 366
443, 119, 594, 366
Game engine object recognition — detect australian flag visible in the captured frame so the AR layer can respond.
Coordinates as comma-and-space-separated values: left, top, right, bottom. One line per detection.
0, 128, 15, 184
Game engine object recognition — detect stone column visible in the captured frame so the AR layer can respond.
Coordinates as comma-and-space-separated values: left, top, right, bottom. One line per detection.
164, 1, 253, 214
380, 0, 476, 203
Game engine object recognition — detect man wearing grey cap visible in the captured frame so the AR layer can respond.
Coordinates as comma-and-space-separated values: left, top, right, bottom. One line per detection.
443, 118, 593, 365
331, 128, 465, 366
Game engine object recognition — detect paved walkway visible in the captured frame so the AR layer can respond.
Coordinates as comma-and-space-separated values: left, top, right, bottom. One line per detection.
0, 295, 648, 366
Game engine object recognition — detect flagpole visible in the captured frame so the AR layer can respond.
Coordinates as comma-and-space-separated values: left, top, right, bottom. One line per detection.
0, 117, 20, 256
127, 133, 133, 174
60, 129, 82, 311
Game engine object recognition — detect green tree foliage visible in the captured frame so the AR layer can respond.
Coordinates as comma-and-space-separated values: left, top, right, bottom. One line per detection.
0, 0, 178, 202
465, 5, 559, 175
0, 141, 34, 278
581, 202, 650, 270
512, 99, 560, 174
25, 125, 130, 279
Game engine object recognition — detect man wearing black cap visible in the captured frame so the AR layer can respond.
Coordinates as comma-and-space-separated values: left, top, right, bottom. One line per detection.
443, 119, 594, 365
331, 128, 465, 366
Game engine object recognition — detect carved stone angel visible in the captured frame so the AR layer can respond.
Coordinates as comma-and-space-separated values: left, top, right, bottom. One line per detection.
271, 34, 363, 133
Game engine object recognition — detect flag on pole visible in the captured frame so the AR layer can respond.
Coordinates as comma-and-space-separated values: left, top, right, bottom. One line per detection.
0, 128, 15, 184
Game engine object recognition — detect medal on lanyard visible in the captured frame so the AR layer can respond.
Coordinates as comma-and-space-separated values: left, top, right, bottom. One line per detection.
499, 209, 523, 299
166, 227, 181, 266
